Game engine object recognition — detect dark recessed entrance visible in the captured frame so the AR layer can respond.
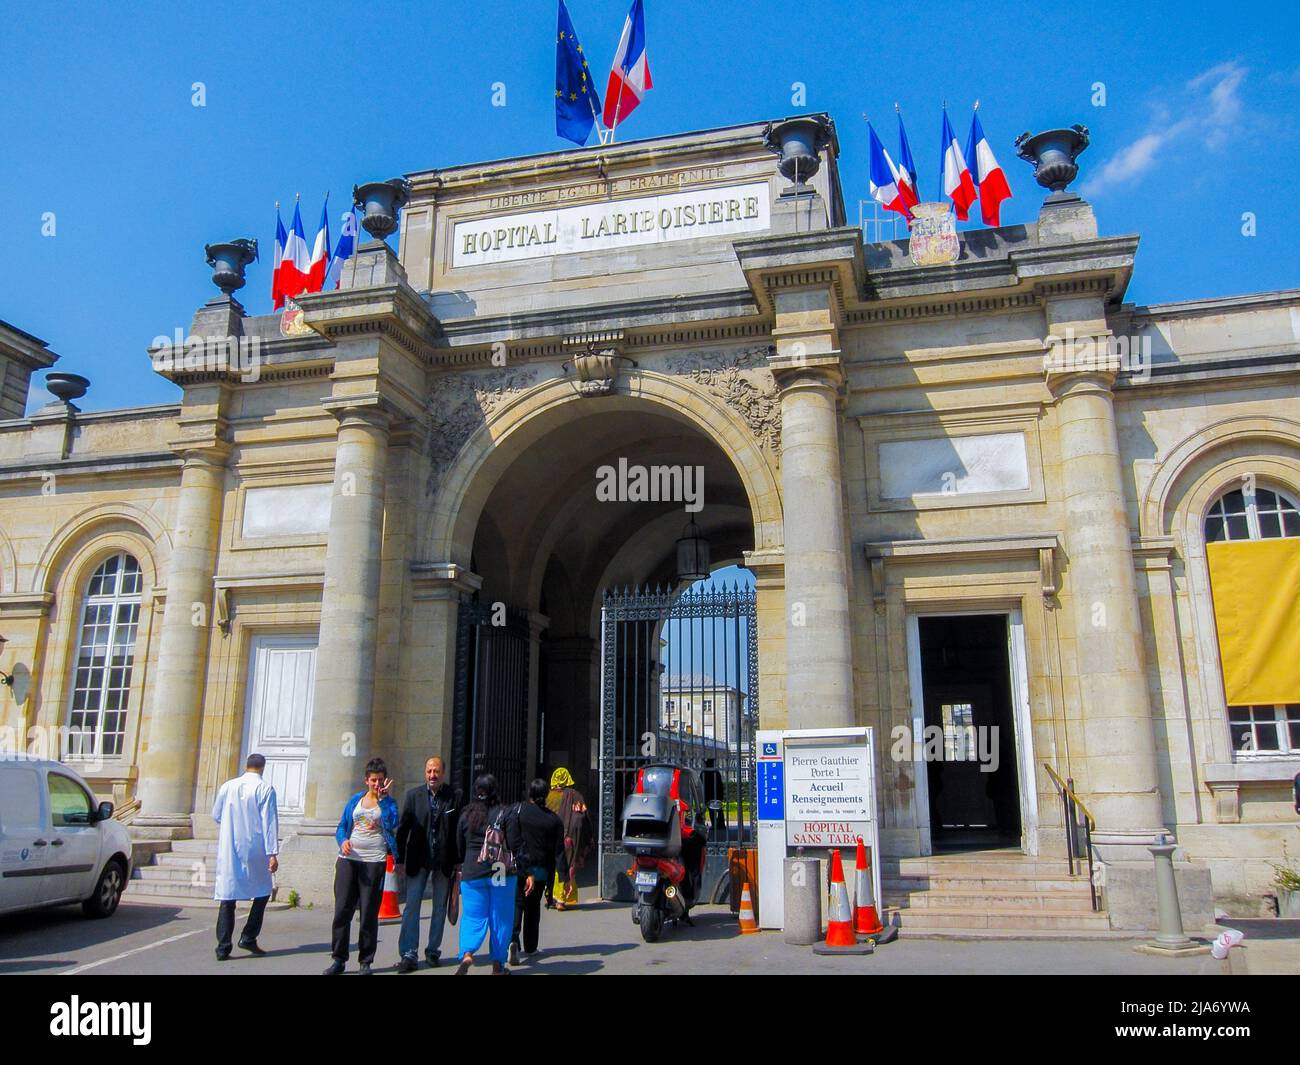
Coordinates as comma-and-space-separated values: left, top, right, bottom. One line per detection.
918, 614, 1021, 852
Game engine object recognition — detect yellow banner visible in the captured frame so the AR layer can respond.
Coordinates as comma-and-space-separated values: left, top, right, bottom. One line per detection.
1207, 538, 1300, 705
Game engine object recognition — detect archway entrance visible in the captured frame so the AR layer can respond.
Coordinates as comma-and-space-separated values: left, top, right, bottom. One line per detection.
445, 390, 765, 848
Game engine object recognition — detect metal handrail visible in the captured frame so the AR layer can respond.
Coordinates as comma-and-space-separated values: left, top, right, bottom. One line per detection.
1042, 762, 1100, 911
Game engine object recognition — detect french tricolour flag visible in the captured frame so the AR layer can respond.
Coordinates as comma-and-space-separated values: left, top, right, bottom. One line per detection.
324, 210, 359, 290
603, 0, 652, 129
271, 206, 287, 308
306, 198, 331, 293
897, 109, 920, 208
940, 108, 977, 222
964, 108, 1013, 227
867, 123, 912, 225
275, 202, 312, 308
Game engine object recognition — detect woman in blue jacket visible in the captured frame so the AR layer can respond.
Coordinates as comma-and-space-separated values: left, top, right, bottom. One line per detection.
323, 757, 400, 975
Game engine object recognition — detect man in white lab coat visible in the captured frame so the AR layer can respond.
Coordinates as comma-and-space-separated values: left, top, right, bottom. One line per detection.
211, 753, 280, 961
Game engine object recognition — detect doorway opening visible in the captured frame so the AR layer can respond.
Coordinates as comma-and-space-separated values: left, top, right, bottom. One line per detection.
915, 614, 1021, 853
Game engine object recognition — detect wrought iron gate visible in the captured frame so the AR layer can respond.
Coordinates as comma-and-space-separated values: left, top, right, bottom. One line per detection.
598, 582, 758, 900
452, 598, 531, 800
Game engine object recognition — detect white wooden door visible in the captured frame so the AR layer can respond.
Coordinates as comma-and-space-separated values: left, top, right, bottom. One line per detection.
243, 635, 317, 815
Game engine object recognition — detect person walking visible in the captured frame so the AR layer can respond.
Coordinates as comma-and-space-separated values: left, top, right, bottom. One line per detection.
211, 753, 279, 961
323, 758, 399, 975
394, 755, 459, 972
453, 773, 523, 975
510, 777, 565, 966
546, 767, 592, 910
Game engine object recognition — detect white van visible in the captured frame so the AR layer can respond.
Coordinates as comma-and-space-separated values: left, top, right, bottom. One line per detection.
0, 757, 133, 918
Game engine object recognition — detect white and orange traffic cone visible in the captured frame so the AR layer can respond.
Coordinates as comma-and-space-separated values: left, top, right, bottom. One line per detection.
378, 854, 402, 922
853, 836, 884, 936
738, 882, 759, 934
813, 849, 874, 955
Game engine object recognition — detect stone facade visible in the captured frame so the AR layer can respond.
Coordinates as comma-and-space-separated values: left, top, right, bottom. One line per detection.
0, 115, 1296, 916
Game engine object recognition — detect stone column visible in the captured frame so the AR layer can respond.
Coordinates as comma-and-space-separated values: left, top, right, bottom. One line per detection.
1048, 366, 1162, 834
772, 359, 855, 729
136, 445, 227, 827
304, 401, 391, 823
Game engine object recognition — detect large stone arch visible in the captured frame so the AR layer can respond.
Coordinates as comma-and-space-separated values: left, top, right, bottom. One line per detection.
1144, 416, 1300, 768
31, 501, 171, 597
421, 369, 784, 570
1141, 415, 1300, 538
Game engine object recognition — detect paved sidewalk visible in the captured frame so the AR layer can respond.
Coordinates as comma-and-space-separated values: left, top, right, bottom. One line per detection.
6, 895, 1285, 975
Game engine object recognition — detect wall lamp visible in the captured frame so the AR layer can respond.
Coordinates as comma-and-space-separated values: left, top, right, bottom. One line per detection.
0, 634, 14, 686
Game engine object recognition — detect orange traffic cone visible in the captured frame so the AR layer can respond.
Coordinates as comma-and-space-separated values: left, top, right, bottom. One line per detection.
853, 836, 883, 936
738, 883, 759, 934
813, 849, 874, 955
378, 854, 402, 922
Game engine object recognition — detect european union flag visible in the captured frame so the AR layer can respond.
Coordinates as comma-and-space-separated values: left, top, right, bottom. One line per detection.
555, 0, 601, 146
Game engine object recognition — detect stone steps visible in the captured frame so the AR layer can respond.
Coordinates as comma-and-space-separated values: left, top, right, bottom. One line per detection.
883, 888, 1098, 912
878, 850, 1109, 936
884, 905, 1111, 931
884, 874, 1089, 894
126, 835, 273, 904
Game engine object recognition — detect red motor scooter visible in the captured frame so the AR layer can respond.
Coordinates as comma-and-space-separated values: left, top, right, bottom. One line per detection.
621, 762, 710, 942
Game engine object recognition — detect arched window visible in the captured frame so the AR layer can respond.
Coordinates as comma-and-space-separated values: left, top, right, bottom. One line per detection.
1204, 483, 1300, 542
67, 553, 142, 759
1204, 483, 1300, 755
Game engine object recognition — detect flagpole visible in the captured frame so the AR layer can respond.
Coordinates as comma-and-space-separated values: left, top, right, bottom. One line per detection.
608, 70, 628, 145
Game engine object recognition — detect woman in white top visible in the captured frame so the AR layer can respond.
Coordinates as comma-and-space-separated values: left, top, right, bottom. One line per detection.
324, 758, 400, 975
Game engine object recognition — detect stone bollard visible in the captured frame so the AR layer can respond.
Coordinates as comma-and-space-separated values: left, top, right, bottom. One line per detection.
1138, 840, 1208, 956
784, 856, 822, 945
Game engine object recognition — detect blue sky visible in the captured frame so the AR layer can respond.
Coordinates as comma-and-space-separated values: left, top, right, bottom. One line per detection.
2, 0, 1296, 413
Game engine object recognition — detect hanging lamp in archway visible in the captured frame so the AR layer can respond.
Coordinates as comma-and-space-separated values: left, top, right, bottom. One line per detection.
675, 518, 710, 582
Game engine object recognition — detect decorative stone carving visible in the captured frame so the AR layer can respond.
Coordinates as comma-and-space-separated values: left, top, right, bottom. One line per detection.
665, 345, 782, 455
424, 367, 541, 496
567, 347, 627, 396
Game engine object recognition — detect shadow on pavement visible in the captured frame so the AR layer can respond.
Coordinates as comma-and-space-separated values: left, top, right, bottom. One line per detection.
0, 902, 191, 958
1216, 918, 1300, 941
0, 958, 76, 974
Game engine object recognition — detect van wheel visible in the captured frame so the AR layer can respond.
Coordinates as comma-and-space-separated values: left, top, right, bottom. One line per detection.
639, 903, 664, 943
83, 860, 125, 918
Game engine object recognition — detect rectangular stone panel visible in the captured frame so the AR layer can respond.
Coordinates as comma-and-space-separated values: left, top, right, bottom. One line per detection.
240, 483, 332, 539
879, 432, 1030, 500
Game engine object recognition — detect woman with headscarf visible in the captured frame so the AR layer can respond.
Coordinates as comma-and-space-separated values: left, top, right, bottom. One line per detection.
545, 767, 592, 910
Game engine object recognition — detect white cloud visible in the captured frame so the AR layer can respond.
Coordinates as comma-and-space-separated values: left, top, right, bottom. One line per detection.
1083, 62, 1247, 195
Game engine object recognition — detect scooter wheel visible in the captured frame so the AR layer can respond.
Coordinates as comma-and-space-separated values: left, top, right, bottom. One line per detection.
639, 903, 664, 943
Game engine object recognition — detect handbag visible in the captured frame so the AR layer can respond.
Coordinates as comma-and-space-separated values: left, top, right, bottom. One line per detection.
447, 867, 461, 925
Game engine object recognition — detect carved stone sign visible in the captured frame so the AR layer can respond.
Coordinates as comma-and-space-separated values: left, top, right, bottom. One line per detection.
452, 182, 770, 268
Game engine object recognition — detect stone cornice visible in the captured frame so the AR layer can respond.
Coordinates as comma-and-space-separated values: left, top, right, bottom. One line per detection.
0, 319, 59, 371
0, 453, 182, 481
865, 533, 1060, 563
855, 235, 1138, 317
405, 116, 823, 197
0, 590, 55, 618
733, 226, 865, 318
296, 283, 440, 362
410, 561, 482, 600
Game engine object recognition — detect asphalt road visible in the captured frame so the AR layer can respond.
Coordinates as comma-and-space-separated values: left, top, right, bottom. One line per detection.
3, 894, 1275, 976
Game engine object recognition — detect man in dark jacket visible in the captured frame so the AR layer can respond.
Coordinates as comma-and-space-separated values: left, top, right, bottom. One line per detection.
394, 756, 459, 971
510, 778, 566, 965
